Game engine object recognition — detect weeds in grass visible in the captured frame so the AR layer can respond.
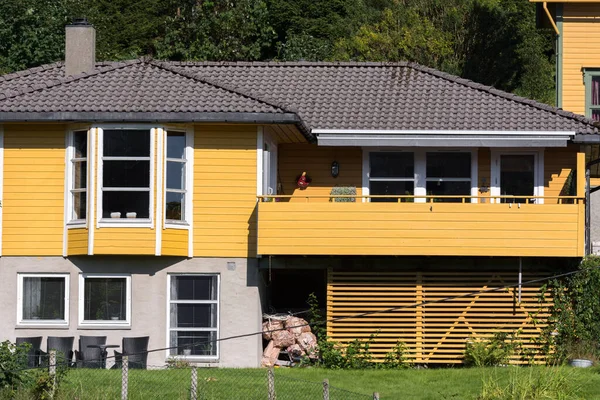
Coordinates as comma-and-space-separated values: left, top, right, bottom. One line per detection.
464, 332, 520, 367
478, 367, 582, 400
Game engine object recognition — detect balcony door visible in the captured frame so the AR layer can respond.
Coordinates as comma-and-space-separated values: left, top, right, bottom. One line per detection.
491, 151, 543, 204
262, 136, 278, 196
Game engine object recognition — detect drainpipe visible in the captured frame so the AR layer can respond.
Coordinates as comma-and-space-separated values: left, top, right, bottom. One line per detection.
543, 2, 560, 35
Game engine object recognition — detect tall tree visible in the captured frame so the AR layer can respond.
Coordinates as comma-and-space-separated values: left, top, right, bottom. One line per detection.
156, 0, 276, 61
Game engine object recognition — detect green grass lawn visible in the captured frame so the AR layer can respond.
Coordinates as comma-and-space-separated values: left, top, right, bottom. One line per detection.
35, 366, 600, 400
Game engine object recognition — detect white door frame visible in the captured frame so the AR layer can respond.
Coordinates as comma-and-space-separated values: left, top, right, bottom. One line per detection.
490, 149, 544, 204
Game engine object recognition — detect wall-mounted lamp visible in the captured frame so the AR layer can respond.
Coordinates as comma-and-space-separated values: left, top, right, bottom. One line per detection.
331, 161, 340, 178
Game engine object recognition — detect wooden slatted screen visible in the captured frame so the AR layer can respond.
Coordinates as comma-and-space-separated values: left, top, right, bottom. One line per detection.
327, 267, 553, 364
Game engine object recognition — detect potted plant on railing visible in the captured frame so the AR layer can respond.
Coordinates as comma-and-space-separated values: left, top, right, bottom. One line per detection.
329, 185, 356, 202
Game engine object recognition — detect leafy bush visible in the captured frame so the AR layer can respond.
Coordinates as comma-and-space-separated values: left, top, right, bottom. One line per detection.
537, 256, 600, 364
464, 332, 520, 367
381, 342, 409, 369
478, 367, 582, 400
0, 341, 33, 391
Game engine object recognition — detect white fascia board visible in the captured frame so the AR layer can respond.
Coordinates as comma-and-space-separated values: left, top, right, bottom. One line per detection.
311, 129, 577, 136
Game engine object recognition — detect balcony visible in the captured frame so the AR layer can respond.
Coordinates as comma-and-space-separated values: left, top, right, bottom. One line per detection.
257, 195, 585, 258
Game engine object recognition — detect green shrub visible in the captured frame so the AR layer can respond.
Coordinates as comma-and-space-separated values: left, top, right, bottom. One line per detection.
464, 332, 520, 367
538, 256, 600, 364
478, 367, 582, 400
380, 341, 409, 369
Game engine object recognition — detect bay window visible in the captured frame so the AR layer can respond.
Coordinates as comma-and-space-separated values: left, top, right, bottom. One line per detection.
165, 132, 187, 223
168, 274, 219, 358
79, 274, 131, 326
101, 129, 151, 220
68, 130, 88, 223
17, 274, 69, 325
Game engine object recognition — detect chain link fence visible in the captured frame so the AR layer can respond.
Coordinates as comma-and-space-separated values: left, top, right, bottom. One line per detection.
3, 351, 377, 400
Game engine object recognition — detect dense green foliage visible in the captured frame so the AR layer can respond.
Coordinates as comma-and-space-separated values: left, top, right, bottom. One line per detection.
0, 0, 555, 103
538, 256, 600, 364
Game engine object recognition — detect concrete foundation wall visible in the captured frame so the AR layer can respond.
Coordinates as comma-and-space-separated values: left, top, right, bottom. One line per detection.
0, 256, 264, 368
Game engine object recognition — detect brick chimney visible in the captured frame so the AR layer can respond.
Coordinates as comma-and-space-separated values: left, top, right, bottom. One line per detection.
65, 18, 96, 77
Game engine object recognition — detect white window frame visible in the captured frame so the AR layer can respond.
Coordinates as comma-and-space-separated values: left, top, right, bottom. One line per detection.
164, 128, 194, 228
17, 273, 70, 326
78, 273, 132, 327
362, 148, 478, 203
490, 149, 544, 204
166, 274, 220, 361
66, 129, 89, 227
96, 126, 155, 228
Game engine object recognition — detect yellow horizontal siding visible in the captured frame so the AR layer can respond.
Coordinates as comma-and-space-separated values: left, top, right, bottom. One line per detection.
94, 228, 155, 255
3, 124, 66, 256
258, 202, 584, 257
561, 3, 600, 114
279, 144, 363, 202
327, 268, 553, 364
162, 228, 188, 256
545, 146, 577, 201
67, 228, 88, 255
193, 124, 257, 257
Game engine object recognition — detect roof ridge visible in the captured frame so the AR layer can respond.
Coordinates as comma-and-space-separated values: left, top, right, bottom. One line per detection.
0, 59, 144, 102
166, 60, 411, 68
405, 62, 600, 128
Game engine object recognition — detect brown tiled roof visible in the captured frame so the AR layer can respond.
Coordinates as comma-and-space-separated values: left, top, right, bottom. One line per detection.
0, 59, 598, 136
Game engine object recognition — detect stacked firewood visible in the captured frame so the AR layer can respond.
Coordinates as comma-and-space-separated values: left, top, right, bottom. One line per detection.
261, 316, 318, 367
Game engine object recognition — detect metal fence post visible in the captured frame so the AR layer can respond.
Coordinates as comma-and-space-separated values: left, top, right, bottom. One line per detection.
268, 368, 276, 400
190, 366, 198, 400
121, 355, 128, 400
323, 379, 330, 400
373, 392, 380, 400
48, 349, 56, 398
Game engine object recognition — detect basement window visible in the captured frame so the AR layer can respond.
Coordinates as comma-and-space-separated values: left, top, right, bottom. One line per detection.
17, 274, 69, 325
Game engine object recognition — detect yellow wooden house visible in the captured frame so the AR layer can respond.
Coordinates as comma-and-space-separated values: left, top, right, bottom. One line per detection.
0, 20, 598, 366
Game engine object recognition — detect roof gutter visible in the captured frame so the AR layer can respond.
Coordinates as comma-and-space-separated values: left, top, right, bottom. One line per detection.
0, 111, 315, 141
543, 2, 560, 35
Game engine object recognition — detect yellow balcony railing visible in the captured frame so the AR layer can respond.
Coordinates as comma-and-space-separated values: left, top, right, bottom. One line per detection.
256, 195, 585, 257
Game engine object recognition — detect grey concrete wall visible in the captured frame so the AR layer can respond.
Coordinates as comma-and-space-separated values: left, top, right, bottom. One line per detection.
0, 256, 263, 368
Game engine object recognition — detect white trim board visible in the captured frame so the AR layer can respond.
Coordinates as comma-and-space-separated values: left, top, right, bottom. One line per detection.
312, 129, 577, 136
155, 127, 163, 256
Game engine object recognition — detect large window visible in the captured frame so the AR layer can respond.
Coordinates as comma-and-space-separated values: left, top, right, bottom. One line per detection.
585, 69, 600, 121
426, 152, 472, 202
17, 274, 69, 325
165, 132, 188, 223
69, 130, 87, 222
101, 129, 151, 220
79, 274, 131, 326
168, 275, 219, 358
369, 152, 414, 202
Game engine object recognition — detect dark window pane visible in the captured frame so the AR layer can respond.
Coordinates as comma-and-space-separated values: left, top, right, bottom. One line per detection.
170, 304, 217, 328
103, 130, 150, 157
167, 132, 186, 159
370, 181, 414, 202
103, 160, 150, 188
72, 192, 87, 220
592, 76, 600, 106
74, 131, 87, 158
370, 153, 414, 178
166, 192, 184, 221
169, 331, 216, 356
427, 152, 471, 178
22, 277, 65, 320
593, 110, 600, 122
103, 191, 150, 218
84, 278, 127, 321
73, 161, 86, 189
166, 161, 185, 190
500, 155, 534, 203
171, 276, 217, 301
426, 181, 471, 202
